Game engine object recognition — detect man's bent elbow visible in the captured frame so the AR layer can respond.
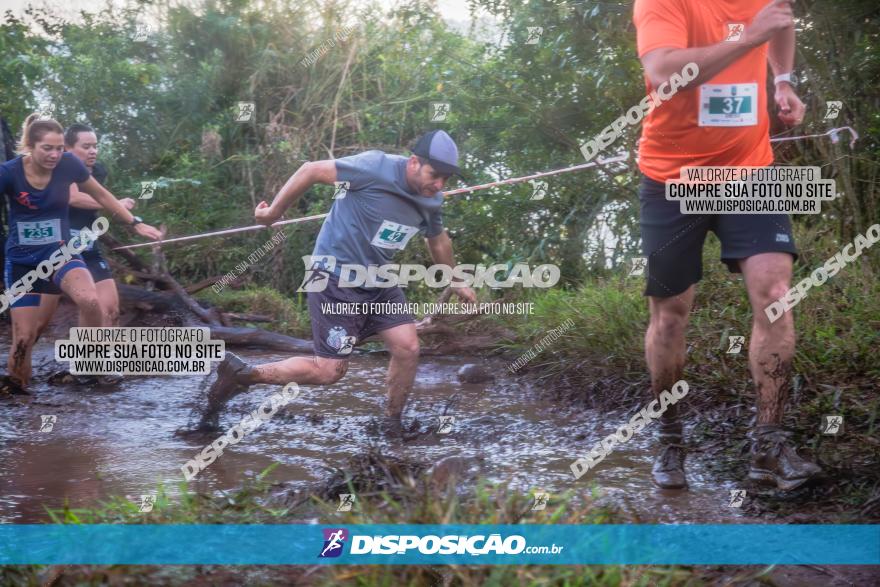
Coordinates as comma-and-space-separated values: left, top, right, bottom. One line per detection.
640, 48, 678, 91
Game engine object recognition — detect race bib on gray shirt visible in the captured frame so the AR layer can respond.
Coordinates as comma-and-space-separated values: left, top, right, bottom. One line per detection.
312, 150, 444, 270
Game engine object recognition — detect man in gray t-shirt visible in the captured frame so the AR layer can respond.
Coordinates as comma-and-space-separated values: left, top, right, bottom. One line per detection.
199, 131, 476, 437
313, 148, 445, 270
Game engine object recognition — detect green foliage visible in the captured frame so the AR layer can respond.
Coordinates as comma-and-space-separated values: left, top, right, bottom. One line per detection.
0, 10, 49, 124
505, 228, 879, 390
198, 285, 310, 336
1, 0, 875, 294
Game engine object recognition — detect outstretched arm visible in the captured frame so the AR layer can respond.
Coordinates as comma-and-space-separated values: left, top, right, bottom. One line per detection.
69, 184, 102, 210
70, 184, 136, 212
76, 177, 162, 240
254, 160, 337, 226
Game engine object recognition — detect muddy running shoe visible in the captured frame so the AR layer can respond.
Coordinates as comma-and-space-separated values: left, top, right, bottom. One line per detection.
198, 353, 254, 428
96, 374, 124, 386
0, 376, 29, 396
47, 370, 76, 385
651, 402, 687, 489
47, 370, 98, 385
378, 416, 404, 439
651, 443, 688, 489
748, 424, 822, 491
374, 416, 427, 441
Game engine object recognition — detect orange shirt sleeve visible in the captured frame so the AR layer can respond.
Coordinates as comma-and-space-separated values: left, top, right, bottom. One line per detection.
633, 0, 689, 57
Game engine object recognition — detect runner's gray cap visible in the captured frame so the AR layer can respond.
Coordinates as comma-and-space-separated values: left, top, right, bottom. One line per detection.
412, 130, 461, 176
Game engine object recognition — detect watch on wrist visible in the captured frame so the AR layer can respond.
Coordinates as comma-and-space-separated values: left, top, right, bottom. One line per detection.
774, 73, 796, 87
129, 215, 143, 227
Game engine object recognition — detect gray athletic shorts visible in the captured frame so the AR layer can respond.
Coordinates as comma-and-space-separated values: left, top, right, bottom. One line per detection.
639, 175, 798, 298
307, 270, 415, 359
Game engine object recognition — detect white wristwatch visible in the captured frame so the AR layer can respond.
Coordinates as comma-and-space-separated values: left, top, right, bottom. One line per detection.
774, 73, 795, 86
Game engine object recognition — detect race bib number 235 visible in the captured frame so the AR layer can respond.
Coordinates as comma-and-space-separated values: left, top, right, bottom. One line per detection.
18, 219, 61, 245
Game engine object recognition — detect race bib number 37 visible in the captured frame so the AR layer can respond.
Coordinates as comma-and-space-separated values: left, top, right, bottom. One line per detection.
699, 83, 758, 127
370, 220, 420, 250
18, 219, 61, 245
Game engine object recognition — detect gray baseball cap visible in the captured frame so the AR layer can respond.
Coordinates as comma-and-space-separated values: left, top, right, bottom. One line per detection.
412, 130, 461, 176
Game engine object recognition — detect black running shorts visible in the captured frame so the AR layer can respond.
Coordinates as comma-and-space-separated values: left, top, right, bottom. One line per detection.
639, 175, 798, 298
82, 249, 113, 283
307, 270, 416, 359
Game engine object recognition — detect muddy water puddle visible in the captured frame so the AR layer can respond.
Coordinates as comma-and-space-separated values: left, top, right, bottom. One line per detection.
0, 334, 747, 524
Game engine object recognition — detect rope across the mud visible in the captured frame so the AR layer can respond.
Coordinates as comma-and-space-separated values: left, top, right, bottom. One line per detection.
113, 152, 631, 251
113, 126, 858, 252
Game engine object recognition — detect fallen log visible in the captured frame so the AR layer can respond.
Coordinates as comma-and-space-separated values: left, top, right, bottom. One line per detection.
224, 312, 273, 322
207, 326, 312, 353
101, 233, 153, 275
118, 283, 181, 313
186, 275, 225, 295
152, 245, 222, 325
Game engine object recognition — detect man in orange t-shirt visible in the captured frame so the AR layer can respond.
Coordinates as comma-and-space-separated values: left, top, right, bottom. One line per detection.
633, 0, 821, 491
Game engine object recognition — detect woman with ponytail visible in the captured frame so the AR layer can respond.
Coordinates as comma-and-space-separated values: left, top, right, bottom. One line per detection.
0, 113, 162, 392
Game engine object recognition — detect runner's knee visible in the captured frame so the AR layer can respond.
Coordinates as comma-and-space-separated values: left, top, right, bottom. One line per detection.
391, 339, 420, 362
105, 304, 120, 326
316, 360, 347, 385
76, 295, 101, 315
754, 281, 795, 330
650, 302, 689, 340
13, 326, 39, 347
753, 279, 791, 310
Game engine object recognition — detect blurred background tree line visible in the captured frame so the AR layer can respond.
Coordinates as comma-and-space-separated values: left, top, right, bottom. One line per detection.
1, 0, 877, 297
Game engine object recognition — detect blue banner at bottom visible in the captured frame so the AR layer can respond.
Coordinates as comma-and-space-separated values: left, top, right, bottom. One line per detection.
1, 524, 877, 565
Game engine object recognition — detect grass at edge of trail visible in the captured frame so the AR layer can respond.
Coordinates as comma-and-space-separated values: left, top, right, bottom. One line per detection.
197, 286, 312, 338
0, 459, 718, 587
499, 228, 879, 396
